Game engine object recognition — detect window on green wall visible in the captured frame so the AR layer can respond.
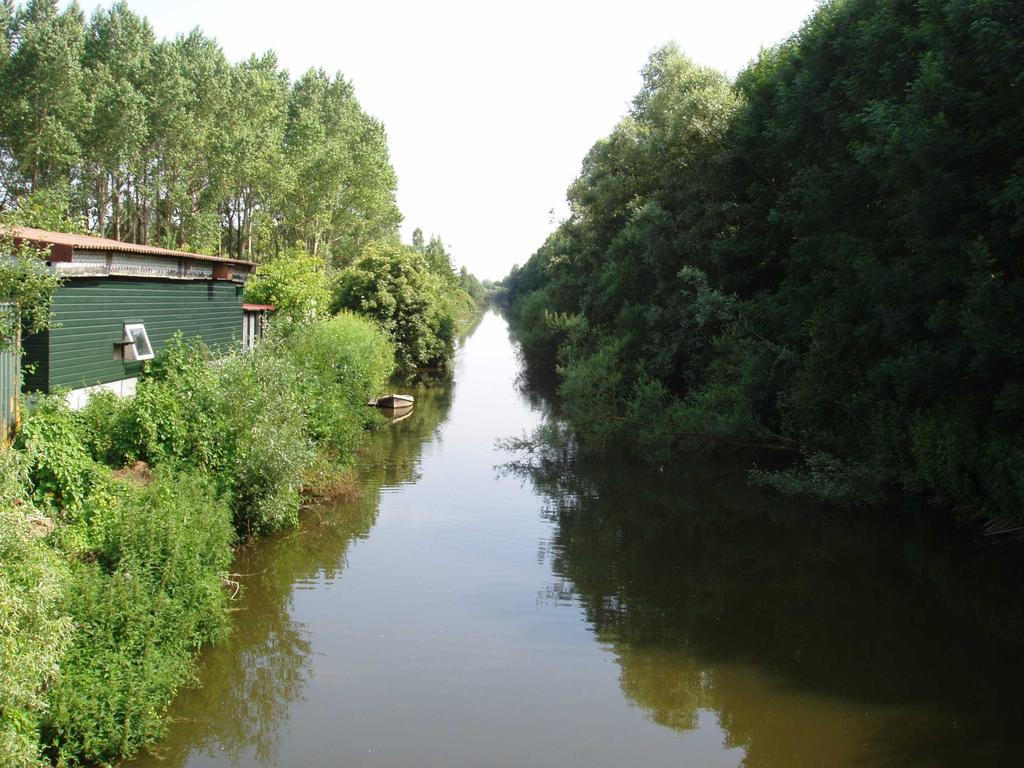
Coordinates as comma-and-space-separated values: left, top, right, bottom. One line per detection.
123, 323, 154, 361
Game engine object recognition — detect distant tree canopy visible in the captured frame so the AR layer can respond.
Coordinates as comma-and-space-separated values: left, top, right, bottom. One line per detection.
0, 0, 400, 263
333, 235, 477, 372
501, 0, 1024, 521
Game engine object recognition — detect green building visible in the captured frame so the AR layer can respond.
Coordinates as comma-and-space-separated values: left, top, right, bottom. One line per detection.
0, 303, 17, 446
13, 227, 262, 408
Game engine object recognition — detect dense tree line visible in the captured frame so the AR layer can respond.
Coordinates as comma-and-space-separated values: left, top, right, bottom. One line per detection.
501, 0, 1024, 521
0, 0, 486, 370
0, 0, 399, 262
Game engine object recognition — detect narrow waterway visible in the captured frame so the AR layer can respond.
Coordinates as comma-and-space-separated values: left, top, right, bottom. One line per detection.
127, 310, 1024, 768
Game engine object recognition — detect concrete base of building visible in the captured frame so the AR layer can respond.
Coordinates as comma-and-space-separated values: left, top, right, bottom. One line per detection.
66, 377, 139, 410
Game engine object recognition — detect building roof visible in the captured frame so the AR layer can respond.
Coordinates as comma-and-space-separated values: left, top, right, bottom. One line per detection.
6, 226, 256, 267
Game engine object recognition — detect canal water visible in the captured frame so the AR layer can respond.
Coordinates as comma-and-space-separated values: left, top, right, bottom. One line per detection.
127, 310, 1024, 768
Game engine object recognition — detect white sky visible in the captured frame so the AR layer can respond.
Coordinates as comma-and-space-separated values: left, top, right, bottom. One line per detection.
72, 0, 821, 279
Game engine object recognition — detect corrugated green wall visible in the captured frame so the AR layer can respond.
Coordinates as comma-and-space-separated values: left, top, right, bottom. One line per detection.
22, 326, 48, 392
1, 305, 18, 446
24, 277, 243, 393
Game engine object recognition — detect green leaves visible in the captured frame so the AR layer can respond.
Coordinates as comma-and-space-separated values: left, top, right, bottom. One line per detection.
0, 5, 400, 263
503, 1, 1024, 517
0, 447, 71, 768
244, 248, 332, 324
43, 470, 235, 766
1, 0, 87, 190
334, 240, 469, 372
0, 226, 63, 350
282, 69, 400, 262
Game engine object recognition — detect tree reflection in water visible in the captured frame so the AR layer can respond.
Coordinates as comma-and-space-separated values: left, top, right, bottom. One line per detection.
504, 422, 1024, 768
127, 383, 454, 768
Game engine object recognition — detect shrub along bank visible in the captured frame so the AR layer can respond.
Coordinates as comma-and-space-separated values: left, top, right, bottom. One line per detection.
244, 238, 481, 376
0, 313, 394, 767
501, 0, 1024, 522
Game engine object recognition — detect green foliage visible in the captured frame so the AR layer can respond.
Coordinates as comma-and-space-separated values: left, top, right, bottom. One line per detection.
43, 470, 234, 766
0, 447, 71, 768
16, 394, 106, 514
1, 184, 86, 232
76, 388, 134, 466
557, 335, 630, 450
117, 336, 219, 466
282, 68, 400, 261
103, 335, 308, 535
502, 2, 1024, 520
0, 226, 64, 350
0, 3, 400, 264
284, 312, 394, 456
208, 344, 312, 535
0, 0, 87, 192
513, 289, 571, 366
89, 317, 395, 535
417, 233, 456, 284
458, 266, 488, 306
243, 248, 332, 324
1, 308, 396, 766
334, 240, 463, 371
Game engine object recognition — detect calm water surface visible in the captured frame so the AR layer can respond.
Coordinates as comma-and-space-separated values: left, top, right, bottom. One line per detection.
127, 311, 1024, 768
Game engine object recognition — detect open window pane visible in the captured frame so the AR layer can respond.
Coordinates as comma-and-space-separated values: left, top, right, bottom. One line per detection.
124, 323, 154, 361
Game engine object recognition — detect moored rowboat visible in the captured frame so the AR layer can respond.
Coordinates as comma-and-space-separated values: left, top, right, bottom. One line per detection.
371, 393, 415, 409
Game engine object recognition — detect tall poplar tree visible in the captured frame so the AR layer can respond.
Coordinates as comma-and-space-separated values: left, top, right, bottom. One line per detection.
2, 0, 87, 191
81, 2, 151, 237
218, 52, 288, 258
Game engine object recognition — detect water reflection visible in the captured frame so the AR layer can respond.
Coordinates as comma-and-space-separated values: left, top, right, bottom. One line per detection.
507, 425, 1024, 767
126, 383, 455, 767
125, 312, 1024, 768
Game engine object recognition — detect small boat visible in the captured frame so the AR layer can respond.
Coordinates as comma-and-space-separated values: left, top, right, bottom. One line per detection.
371, 393, 415, 410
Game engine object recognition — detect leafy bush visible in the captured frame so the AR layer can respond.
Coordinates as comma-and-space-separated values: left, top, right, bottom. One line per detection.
0, 448, 71, 768
122, 335, 222, 469
243, 248, 333, 325
513, 288, 571, 366
16, 394, 107, 515
101, 336, 307, 535
209, 343, 313, 534
77, 389, 136, 467
285, 313, 394, 456
334, 240, 463, 371
85, 316, 395, 535
43, 471, 234, 765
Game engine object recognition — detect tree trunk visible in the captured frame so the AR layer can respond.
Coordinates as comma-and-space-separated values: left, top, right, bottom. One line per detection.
244, 194, 254, 259
143, 199, 149, 245
96, 174, 106, 236
113, 176, 121, 240
236, 194, 243, 260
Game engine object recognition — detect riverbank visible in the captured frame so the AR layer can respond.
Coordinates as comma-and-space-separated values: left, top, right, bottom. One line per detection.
498, 0, 1024, 523
122, 311, 1024, 768
1, 314, 395, 767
